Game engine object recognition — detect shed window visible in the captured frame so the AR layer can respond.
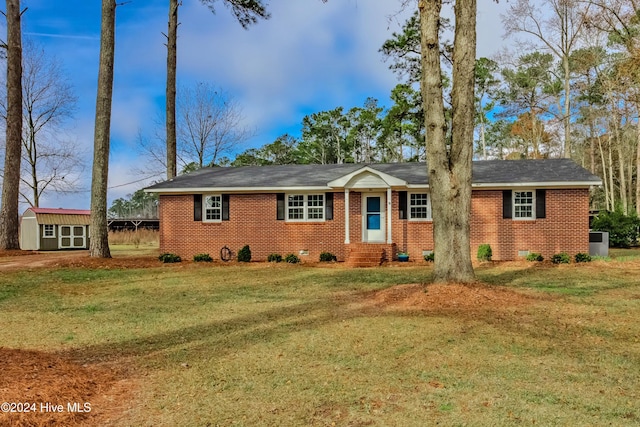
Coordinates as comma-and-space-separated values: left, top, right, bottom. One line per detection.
43, 224, 55, 238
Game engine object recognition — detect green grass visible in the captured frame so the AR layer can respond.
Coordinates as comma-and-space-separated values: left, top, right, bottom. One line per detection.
0, 259, 639, 426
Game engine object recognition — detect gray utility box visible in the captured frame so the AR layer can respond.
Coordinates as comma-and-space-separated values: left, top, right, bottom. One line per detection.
589, 231, 609, 257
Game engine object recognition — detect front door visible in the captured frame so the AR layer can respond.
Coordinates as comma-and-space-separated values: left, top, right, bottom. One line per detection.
363, 193, 385, 242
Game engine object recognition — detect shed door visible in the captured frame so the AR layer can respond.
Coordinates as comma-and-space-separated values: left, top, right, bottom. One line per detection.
59, 225, 86, 249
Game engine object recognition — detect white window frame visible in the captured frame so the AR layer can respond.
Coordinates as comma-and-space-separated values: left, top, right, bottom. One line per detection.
286, 193, 325, 222
43, 224, 56, 238
408, 192, 432, 221
203, 194, 222, 223
513, 190, 535, 220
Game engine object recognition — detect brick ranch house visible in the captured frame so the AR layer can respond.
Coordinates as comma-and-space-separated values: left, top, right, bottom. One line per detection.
145, 159, 601, 265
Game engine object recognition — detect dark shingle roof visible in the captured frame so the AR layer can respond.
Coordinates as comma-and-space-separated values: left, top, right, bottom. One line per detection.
145, 159, 601, 192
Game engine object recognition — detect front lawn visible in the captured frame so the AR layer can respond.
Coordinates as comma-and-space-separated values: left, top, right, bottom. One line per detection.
0, 255, 638, 426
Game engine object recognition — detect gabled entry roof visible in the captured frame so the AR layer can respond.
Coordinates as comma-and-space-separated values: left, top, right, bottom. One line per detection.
145, 159, 602, 193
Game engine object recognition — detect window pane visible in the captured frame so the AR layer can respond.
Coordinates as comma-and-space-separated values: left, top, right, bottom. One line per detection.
288, 195, 304, 207
204, 195, 221, 220
411, 207, 428, 219
514, 191, 533, 218
366, 197, 381, 213
410, 193, 428, 206
409, 193, 429, 219
367, 213, 381, 230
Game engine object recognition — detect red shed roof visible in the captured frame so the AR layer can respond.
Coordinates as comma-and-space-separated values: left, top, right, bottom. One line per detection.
28, 207, 91, 215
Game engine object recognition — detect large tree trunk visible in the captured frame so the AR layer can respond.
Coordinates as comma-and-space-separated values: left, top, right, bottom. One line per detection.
0, 0, 23, 250
420, 0, 476, 283
166, 0, 178, 179
636, 106, 640, 216
90, 0, 116, 258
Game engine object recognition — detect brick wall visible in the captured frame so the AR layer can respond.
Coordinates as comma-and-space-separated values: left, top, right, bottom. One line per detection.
159, 193, 347, 262
159, 188, 590, 262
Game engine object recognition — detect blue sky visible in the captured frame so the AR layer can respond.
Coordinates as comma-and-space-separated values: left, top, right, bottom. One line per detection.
10, 0, 510, 210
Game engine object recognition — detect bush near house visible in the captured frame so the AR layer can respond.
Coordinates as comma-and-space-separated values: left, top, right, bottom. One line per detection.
319, 252, 337, 262
159, 253, 181, 263
551, 252, 571, 264
477, 244, 492, 262
574, 253, 592, 263
284, 253, 300, 264
591, 209, 640, 248
237, 245, 252, 263
193, 253, 213, 262
423, 252, 434, 262
267, 253, 282, 263
526, 252, 544, 262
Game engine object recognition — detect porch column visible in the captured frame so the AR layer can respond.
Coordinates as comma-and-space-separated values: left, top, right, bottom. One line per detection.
387, 187, 392, 244
344, 188, 350, 244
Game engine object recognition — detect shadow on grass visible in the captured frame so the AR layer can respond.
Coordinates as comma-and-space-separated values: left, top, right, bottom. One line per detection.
58, 294, 370, 368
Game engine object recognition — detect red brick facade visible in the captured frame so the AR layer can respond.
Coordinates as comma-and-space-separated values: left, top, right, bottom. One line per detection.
159, 188, 590, 262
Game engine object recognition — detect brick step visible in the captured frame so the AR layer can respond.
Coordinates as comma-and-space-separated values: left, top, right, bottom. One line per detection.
345, 247, 384, 267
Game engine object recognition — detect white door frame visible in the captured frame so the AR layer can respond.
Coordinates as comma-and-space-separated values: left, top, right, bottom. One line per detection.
59, 225, 86, 249
362, 192, 386, 243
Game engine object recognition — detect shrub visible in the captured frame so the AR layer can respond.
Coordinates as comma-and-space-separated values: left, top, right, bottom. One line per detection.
526, 252, 544, 262
551, 252, 570, 264
284, 253, 300, 264
591, 208, 640, 248
158, 253, 181, 263
267, 253, 282, 263
423, 252, 434, 262
574, 252, 592, 263
477, 244, 492, 262
237, 245, 252, 262
319, 252, 337, 262
193, 253, 213, 262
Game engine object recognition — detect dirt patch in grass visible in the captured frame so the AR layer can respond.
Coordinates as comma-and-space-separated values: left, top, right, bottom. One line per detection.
0, 347, 137, 427
0, 250, 162, 271
354, 282, 537, 313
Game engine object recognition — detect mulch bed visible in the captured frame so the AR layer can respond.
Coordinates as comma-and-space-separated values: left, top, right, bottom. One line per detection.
0, 348, 136, 427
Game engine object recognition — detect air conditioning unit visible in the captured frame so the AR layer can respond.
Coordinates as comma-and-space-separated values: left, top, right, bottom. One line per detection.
589, 231, 609, 257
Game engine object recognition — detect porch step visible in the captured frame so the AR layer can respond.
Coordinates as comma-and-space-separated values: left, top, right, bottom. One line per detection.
345, 243, 394, 267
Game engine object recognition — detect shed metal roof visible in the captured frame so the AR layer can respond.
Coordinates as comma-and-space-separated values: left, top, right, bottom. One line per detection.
144, 159, 602, 193
23, 207, 91, 225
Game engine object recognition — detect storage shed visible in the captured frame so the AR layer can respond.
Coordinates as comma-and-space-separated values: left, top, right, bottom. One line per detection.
20, 207, 91, 250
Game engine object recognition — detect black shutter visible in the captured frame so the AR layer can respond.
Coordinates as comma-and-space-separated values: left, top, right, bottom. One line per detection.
277, 193, 285, 220
194, 194, 202, 221
502, 190, 512, 219
536, 189, 546, 219
222, 194, 230, 221
399, 191, 408, 219
325, 192, 334, 220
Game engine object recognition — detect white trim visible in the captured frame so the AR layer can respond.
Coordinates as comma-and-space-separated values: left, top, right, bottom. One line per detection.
146, 186, 331, 194
42, 224, 56, 238
203, 194, 223, 223
512, 190, 536, 220
386, 188, 392, 244
408, 192, 432, 221
344, 189, 350, 244
361, 192, 386, 243
147, 181, 600, 195
328, 166, 407, 188
472, 181, 601, 188
58, 225, 87, 249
